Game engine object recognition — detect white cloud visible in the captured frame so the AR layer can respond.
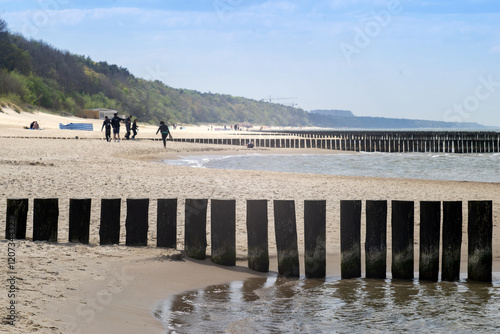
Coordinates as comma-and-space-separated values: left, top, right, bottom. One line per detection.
490, 45, 500, 53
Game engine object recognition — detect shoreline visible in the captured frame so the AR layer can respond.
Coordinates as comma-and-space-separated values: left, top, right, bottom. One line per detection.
0, 109, 499, 333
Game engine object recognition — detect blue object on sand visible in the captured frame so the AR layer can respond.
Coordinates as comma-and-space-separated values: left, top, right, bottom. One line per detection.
59, 123, 93, 131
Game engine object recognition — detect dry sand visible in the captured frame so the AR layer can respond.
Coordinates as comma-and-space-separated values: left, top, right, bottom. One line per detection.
0, 108, 499, 333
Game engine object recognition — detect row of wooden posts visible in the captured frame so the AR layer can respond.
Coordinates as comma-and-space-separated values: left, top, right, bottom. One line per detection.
4, 198, 493, 282
5, 131, 499, 153
170, 135, 500, 153
270, 130, 500, 154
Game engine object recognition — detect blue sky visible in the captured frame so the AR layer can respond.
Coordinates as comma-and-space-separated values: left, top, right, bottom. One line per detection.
1, 0, 500, 125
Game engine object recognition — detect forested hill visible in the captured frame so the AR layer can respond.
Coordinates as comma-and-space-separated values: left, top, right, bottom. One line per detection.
308, 111, 491, 129
0, 19, 308, 126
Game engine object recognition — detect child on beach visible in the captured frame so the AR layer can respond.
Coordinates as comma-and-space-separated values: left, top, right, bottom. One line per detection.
156, 121, 172, 148
124, 115, 132, 140
101, 116, 111, 142
132, 119, 138, 139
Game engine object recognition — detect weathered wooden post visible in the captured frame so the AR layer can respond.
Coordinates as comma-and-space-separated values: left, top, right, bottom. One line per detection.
442, 201, 462, 281
184, 199, 208, 260
68, 198, 91, 244
125, 198, 149, 246
340, 200, 362, 279
246, 200, 269, 272
391, 201, 414, 279
99, 198, 121, 245
419, 201, 441, 281
5, 199, 28, 240
211, 199, 236, 266
468, 201, 492, 282
33, 198, 59, 242
304, 200, 326, 278
365, 200, 387, 279
274, 200, 300, 278
157, 198, 178, 248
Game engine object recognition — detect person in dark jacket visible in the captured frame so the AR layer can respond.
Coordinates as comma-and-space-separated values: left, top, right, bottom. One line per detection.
156, 121, 172, 148
131, 119, 138, 139
124, 115, 132, 140
101, 116, 111, 142
101, 116, 112, 142
110, 113, 123, 142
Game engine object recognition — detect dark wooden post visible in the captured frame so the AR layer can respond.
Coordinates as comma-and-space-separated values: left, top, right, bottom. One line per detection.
125, 198, 149, 246
304, 200, 326, 278
246, 200, 269, 272
5, 199, 28, 240
340, 201, 361, 278
468, 201, 492, 282
340, 200, 362, 279
157, 198, 177, 248
442, 201, 462, 281
184, 199, 208, 260
33, 198, 59, 242
68, 198, 91, 244
365, 200, 387, 279
99, 198, 121, 245
274, 200, 300, 278
419, 201, 441, 281
391, 201, 414, 279
211, 199, 236, 266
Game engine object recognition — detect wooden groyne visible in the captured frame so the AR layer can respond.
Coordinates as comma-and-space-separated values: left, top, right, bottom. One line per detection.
4, 198, 494, 282
256, 130, 500, 153
167, 130, 500, 153
3, 130, 499, 153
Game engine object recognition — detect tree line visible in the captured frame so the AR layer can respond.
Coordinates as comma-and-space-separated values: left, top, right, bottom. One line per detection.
0, 18, 309, 126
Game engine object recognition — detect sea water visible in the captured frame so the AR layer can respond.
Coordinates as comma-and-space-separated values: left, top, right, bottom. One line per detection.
162, 152, 500, 183
155, 275, 500, 333
159, 152, 500, 333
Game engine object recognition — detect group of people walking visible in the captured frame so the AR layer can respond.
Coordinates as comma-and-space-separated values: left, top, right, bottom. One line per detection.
101, 113, 138, 142
101, 113, 172, 147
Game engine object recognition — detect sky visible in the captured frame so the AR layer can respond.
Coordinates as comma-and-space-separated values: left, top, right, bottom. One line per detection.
1, 0, 500, 126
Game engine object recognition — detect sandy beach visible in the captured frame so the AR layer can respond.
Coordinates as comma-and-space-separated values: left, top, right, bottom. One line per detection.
0, 108, 499, 333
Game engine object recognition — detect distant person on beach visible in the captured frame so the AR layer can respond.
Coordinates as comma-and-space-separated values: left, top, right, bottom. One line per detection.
247, 141, 254, 148
101, 116, 112, 142
131, 119, 138, 139
30, 121, 39, 129
111, 113, 122, 142
156, 121, 172, 148
124, 115, 132, 140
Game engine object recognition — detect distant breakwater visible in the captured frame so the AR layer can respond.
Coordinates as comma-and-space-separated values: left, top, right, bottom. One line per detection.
3, 130, 500, 153
254, 130, 500, 154
166, 130, 500, 154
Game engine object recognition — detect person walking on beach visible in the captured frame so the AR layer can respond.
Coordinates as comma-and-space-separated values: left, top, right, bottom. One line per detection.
101, 116, 112, 142
131, 119, 138, 139
111, 113, 122, 142
156, 121, 172, 148
124, 115, 132, 140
